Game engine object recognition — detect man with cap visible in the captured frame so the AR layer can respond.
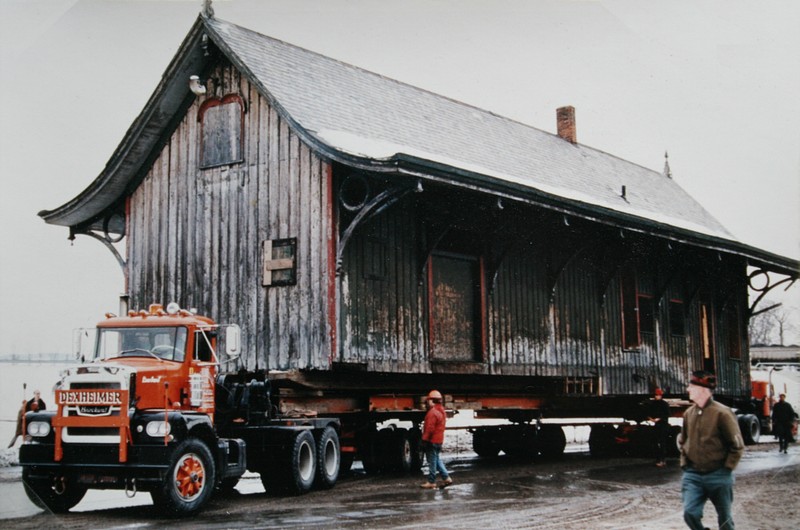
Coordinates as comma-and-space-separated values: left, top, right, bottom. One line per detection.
771, 393, 796, 454
647, 387, 670, 467
420, 390, 452, 489
678, 370, 744, 530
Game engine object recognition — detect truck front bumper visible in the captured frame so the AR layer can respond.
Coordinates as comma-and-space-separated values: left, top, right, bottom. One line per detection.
20, 442, 174, 489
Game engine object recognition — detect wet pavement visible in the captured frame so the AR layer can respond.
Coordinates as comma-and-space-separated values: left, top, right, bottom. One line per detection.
1, 441, 797, 529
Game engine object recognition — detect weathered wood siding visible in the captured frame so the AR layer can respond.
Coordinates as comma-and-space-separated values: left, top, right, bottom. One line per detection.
339, 201, 426, 372
340, 186, 749, 397
124, 58, 749, 398
127, 60, 332, 371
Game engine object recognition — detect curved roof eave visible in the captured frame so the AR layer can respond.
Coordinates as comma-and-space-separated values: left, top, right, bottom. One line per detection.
38, 16, 211, 229
377, 151, 800, 277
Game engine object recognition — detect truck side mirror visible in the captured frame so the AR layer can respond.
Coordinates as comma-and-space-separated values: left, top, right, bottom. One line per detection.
225, 325, 241, 358
73, 328, 90, 363
73, 329, 82, 360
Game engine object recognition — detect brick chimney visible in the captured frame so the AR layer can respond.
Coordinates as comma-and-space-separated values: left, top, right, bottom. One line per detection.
556, 106, 577, 144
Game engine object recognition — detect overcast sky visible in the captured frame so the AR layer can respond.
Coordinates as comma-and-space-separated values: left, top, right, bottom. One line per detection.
1, 0, 798, 355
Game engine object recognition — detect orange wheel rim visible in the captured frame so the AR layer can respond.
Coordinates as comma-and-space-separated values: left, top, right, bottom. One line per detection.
174, 453, 205, 500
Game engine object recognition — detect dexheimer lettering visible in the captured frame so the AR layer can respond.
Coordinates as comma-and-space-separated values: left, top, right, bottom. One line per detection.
58, 390, 123, 406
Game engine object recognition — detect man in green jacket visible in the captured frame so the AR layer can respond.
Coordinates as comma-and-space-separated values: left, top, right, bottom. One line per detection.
678, 370, 744, 530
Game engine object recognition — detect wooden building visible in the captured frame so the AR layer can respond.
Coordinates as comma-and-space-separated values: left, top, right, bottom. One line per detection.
40, 15, 798, 412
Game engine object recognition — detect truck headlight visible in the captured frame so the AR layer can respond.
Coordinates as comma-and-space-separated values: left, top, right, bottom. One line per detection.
145, 421, 171, 437
27, 421, 51, 437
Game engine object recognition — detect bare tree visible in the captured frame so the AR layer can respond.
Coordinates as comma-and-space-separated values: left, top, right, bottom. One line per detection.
772, 306, 796, 346
749, 300, 798, 346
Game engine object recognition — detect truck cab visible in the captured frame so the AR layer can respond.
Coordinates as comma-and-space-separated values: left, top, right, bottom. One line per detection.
20, 303, 247, 516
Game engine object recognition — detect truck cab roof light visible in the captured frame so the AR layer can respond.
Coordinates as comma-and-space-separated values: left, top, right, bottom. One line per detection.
166, 302, 180, 315
105, 313, 117, 319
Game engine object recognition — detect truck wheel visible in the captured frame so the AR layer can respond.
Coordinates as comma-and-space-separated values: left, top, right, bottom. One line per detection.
152, 438, 216, 516
275, 429, 316, 495
22, 469, 87, 513
538, 424, 567, 459
738, 414, 761, 445
315, 426, 340, 489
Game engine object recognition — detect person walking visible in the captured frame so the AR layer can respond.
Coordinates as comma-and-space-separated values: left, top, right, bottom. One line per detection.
772, 393, 796, 453
420, 390, 452, 489
678, 370, 744, 530
648, 387, 671, 467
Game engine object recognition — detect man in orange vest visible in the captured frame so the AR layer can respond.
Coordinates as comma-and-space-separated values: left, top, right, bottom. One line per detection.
420, 390, 452, 489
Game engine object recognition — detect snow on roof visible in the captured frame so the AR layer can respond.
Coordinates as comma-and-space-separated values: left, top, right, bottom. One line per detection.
208, 17, 735, 242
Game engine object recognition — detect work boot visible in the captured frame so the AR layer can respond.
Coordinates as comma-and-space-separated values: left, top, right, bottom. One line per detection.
420, 482, 437, 489
440, 478, 453, 488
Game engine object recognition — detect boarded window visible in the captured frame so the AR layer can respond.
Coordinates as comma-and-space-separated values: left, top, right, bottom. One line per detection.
199, 95, 244, 168
262, 238, 297, 287
699, 301, 715, 372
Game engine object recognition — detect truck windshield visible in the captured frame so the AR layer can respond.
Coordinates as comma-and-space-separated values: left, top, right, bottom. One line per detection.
95, 327, 188, 362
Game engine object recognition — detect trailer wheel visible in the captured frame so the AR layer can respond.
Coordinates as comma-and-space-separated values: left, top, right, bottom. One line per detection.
738, 414, 761, 445
472, 427, 501, 457
667, 425, 682, 457
409, 427, 425, 471
152, 438, 216, 516
315, 426, 340, 489
538, 425, 567, 459
589, 424, 617, 458
502, 424, 537, 458
22, 469, 87, 513
394, 429, 417, 473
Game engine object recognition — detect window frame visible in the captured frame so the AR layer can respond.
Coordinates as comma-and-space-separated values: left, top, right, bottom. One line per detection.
198, 94, 245, 169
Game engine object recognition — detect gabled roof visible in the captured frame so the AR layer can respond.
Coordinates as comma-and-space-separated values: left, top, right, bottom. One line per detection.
39, 15, 798, 277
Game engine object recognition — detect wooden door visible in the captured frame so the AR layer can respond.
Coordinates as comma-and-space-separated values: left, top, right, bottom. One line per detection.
428, 253, 482, 362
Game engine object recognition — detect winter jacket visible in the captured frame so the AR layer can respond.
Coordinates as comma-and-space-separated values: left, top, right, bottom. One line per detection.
679, 398, 744, 473
422, 403, 446, 445
772, 400, 795, 425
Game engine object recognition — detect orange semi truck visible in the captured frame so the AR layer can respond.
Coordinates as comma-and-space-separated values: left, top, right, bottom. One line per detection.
19, 303, 344, 515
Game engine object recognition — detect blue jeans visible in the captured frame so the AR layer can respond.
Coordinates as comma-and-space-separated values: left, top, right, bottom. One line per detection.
682, 467, 735, 530
425, 443, 449, 483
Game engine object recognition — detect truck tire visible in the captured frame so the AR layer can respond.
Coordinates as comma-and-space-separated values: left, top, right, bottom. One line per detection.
738, 414, 761, 445
396, 429, 416, 472
472, 427, 501, 457
667, 425, 682, 457
538, 424, 567, 459
280, 429, 317, 495
409, 427, 425, 471
315, 425, 340, 489
152, 438, 216, 516
589, 424, 617, 458
22, 469, 87, 513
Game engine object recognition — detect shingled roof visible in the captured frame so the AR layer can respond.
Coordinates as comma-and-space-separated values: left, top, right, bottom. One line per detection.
39, 15, 798, 276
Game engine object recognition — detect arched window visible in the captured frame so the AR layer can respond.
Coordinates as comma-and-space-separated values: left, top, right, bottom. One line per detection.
198, 94, 244, 168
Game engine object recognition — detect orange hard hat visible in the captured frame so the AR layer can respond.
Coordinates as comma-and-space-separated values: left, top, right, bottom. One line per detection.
427, 390, 443, 400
